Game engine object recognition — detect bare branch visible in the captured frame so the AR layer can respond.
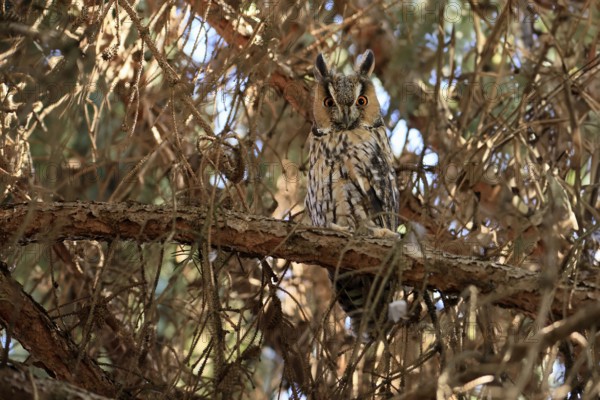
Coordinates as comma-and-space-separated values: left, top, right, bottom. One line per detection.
0, 262, 130, 399
191, 0, 312, 120
1, 202, 598, 317
0, 367, 114, 400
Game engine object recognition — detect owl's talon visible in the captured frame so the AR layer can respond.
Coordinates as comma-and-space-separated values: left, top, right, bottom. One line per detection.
328, 222, 351, 232
369, 227, 398, 238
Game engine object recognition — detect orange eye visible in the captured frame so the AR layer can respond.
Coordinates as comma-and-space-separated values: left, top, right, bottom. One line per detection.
356, 96, 368, 106
323, 97, 335, 107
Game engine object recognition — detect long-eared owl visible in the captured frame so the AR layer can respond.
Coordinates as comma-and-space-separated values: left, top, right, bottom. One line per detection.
306, 50, 400, 338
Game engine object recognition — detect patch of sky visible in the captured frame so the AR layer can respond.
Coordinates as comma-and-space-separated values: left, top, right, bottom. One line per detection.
423, 148, 439, 165
433, 290, 444, 310
1, 332, 27, 361
406, 127, 424, 154
424, 32, 438, 50
429, 69, 437, 85
549, 359, 566, 388
282, 387, 308, 400
345, 316, 352, 331
155, 273, 168, 295
209, 172, 226, 189
448, 220, 459, 234
182, 16, 212, 63
373, 77, 390, 115
513, 56, 522, 69
389, 110, 401, 126
456, 226, 471, 237
262, 346, 278, 361
282, 267, 293, 280
390, 119, 408, 155
182, 14, 238, 133
423, 149, 439, 185
212, 89, 232, 132
206, 68, 246, 133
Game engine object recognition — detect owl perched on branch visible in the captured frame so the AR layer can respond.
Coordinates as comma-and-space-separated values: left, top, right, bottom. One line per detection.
306, 50, 400, 339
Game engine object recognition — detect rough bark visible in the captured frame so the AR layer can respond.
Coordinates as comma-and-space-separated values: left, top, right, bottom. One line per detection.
0, 202, 598, 318
0, 261, 130, 399
0, 367, 114, 400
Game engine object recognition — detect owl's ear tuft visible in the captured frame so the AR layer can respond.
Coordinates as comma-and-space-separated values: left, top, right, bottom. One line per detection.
356, 49, 375, 76
314, 53, 329, 81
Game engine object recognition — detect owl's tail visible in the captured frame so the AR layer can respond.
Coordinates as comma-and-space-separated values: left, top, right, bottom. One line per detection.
329, 271, 394, 340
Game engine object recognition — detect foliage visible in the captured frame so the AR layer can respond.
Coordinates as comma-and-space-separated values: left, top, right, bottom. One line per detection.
0, 0, 599, 398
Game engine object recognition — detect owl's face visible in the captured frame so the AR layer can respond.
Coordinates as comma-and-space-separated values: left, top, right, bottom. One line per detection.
312, 50, 382, 134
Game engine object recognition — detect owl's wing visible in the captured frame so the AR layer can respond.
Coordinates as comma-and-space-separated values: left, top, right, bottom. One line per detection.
365, 158, 399, 231
348, 127, 399, 231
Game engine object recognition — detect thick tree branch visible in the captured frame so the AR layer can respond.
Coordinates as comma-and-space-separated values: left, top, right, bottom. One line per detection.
0, 367, 113, 400
0, 261, 130, 399
0, 202, 598, 317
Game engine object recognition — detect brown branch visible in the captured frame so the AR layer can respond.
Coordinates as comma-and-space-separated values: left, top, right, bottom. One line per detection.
400, 302, 600, 399
0, 367, 113, 400
0, 202, 598, 318
192, 0, 312, 120
0, 261, 130, 399
117, 0, 215, 137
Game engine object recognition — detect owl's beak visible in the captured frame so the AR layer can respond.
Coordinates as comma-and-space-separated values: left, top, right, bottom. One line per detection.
341, 107, 352, 129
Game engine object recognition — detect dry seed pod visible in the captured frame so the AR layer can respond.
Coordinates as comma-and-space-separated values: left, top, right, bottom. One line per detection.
101, 45, 117, 61
263, 296, 283, 330
196, 133, 246, 184
240, 345, 261, 362
221, 143, 245, 184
